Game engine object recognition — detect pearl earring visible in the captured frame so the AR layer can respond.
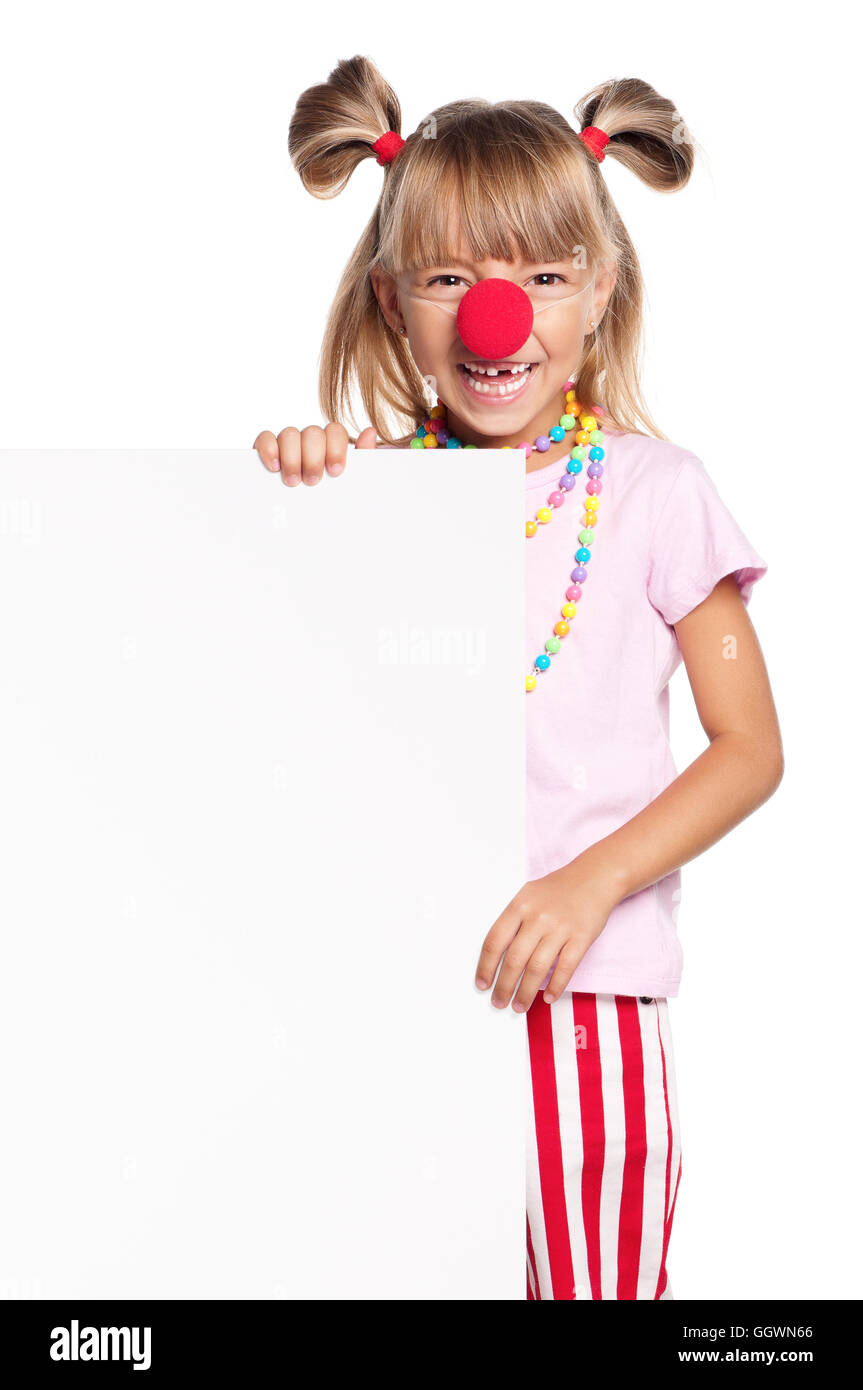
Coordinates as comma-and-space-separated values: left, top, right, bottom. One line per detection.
399, 326, 407, 336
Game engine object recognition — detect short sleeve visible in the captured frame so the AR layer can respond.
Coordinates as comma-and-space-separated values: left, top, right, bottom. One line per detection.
646, 454, 768, 626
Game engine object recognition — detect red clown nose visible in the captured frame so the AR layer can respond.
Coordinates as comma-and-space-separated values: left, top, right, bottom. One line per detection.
456, 278, 534, 361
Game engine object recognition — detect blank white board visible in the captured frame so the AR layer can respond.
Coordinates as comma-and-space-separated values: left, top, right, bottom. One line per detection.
0, 449, 526, 1300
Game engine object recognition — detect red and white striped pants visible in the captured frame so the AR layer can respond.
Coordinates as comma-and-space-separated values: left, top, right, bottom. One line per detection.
526, 992, 682, 1300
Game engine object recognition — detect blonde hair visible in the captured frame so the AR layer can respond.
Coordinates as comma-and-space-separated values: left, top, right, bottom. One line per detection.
288, 56, 697, 443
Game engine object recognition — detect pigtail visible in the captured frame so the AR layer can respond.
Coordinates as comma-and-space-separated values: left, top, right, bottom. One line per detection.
564, 79, 698, 439
575, 78, 696, 191
288, 55, 403, 199
288, 55, 422, 440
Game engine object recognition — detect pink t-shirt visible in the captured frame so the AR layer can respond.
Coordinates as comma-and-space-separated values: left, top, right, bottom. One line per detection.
526, 427, 767, 998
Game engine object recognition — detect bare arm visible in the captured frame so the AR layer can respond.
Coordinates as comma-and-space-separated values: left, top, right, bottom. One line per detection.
578, 573, 784, 904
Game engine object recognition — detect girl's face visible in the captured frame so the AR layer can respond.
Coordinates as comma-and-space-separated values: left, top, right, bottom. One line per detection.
372, 237, 616, 465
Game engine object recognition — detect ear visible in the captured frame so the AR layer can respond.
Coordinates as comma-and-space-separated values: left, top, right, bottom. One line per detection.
369, 266, 403, 334
592, 259, 618, 327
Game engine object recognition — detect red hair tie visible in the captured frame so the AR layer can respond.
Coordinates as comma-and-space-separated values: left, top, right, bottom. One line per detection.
578, 125, 610, 163
371, 130, 405, 166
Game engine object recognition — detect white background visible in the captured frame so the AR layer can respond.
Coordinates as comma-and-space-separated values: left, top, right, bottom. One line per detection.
1, 0, 861, 1299
0, 448, 526, 1299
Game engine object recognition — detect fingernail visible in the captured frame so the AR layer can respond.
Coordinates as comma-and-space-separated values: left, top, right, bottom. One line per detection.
330, 463, 343, 475
270, 456, 281, 471
475, 977, 488, 990
285, 475, 300, 486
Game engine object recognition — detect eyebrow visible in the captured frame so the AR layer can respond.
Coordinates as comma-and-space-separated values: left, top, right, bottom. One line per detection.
419, 257, 571, 273
417, 261, 475, 272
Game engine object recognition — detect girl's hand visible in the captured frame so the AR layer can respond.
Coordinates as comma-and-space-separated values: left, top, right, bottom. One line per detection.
253, 423, 378, 484
474, 853, 623, 1013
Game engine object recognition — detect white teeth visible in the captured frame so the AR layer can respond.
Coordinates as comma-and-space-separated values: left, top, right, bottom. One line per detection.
461, 363, 534, 396
463, 362, 531, 376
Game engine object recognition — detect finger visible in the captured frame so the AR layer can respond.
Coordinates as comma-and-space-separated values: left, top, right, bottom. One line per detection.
301, 425, 327, 485
541, 948, 585, 1004
254, 430, 281, 472
354, 426, 378, 450
512, 941, 563, 1013
276, 427, 302, 486
491, 931, 542, 1009
475, 907, 522, 991
323, 421, 349, 477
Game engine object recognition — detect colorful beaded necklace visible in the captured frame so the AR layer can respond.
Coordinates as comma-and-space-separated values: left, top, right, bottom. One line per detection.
410, 382, 607, 693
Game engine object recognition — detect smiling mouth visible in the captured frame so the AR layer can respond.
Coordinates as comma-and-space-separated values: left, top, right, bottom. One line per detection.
457, 361, 537, 397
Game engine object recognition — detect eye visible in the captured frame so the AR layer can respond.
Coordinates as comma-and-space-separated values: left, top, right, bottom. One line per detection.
425, 274, 469, 288
528, 272, 566, 287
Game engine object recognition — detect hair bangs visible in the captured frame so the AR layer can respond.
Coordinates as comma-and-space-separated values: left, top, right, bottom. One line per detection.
379, 112, 608, 276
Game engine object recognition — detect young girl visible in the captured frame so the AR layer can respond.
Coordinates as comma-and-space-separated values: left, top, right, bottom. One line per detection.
254, 56, 783, 1301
